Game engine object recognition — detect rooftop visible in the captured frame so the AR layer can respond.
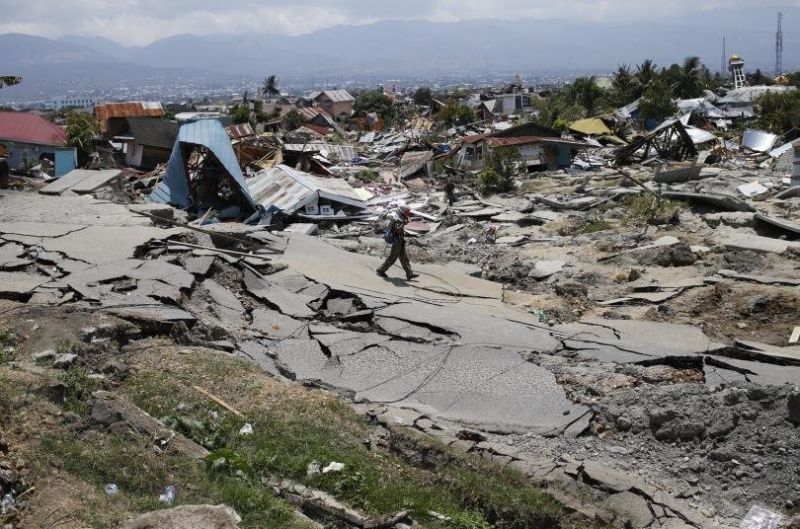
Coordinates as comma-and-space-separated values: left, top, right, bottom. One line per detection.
0, 111, 67, 146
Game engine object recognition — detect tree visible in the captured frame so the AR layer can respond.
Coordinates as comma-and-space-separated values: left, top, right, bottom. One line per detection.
281, 109, 305, 131
0, 76, 22, 89
354, 89, 397, 124
413, 86, 433, 106
530, 94, 585, 131
635, 60, 658, 89
638, 79, 677, 123
755, 90, 800, 133
478, 146, 521, 194
437, 101, 475, 126
671, 56, 707, 99
567, 77, 605, 115
253, 100, 266, 123
65, 111, 98, 167
609, 65, 637, 107
262, 75, 279, 98
230, 104, 250, 125
749, 69, 773, 86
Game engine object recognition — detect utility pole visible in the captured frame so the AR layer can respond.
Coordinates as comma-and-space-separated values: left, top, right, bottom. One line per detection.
776, 12, 784, 77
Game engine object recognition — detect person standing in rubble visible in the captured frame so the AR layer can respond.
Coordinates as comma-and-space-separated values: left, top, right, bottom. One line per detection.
376, 203, 419, 281
444, 179, 457, 206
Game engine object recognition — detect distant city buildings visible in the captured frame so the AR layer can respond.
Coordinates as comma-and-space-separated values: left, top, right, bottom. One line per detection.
44, 95, 98, 110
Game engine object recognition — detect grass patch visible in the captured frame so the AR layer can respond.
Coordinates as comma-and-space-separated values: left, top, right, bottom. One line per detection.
0, 329, 17, 364
56, 339, 88, 356
38, 432, 308, 529
62, 365, 99, 415
119, 348, 605, 529
620, 194, 681, 227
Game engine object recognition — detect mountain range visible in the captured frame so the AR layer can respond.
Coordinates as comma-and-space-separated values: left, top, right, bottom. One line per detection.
0, 6, 796, 100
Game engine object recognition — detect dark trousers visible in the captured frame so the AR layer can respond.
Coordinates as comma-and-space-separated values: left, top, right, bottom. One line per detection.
377, 239, 413, 276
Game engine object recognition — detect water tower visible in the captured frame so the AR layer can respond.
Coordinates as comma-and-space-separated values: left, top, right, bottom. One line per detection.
729, 54, 747, 90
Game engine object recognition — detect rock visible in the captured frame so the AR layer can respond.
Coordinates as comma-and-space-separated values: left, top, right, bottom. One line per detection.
528, 260, 565, 280
581, 461, 635, 492
33, 349, 56, 362
52, 353, 77, 369
649, 408, 679, 429
554, 281, 588, 298
602, 491, 654, 529
117, 505, 241, 529
654, 419, 706, 441
788, 392, 800, 426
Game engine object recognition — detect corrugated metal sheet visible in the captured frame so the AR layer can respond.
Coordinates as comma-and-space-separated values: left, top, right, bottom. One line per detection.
718, 86, 794, 105
312, 90, 355, 103
226, 123, 254, 139
742, 129, 779, 153
569, 118, 612, 136
283, 143, 357, 162
148, 119, 254, 209
95, 102, 164, 122
247, 165, 366, 214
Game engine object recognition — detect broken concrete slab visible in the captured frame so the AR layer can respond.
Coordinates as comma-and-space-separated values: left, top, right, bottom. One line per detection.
754, 213, 800, 239
39, 169, 121, 196
0, 271, 47, 300
250, 307, 308, 340
716, 231, 800, 255
555, 319, 726, 363
243, 268, 317, 319
717, 269, 800, 286
202, 278, 245, 326
730, 340, 800, 363
184, 255, 216, 276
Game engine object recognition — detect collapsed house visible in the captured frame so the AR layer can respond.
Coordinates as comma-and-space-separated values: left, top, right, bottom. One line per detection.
457, 132, 593, 171
147, 119, 261, 222
246, 164, 368, 221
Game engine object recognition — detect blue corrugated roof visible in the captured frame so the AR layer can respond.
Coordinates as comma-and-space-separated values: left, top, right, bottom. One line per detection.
148, 119, 255, 209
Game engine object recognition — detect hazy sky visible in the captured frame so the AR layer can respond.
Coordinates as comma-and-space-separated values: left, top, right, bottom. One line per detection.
0, 0, 797, 46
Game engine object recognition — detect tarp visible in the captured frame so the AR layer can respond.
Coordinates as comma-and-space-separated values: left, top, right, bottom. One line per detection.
569, 117, 612, 136
148, 119, 256, 210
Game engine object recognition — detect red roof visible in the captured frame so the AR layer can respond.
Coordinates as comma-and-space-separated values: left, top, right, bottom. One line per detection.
304, 124, 333, 136
0, 112, 67, 146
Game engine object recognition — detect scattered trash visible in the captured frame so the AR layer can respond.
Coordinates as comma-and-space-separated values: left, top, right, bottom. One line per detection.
0, 493, 14, 514
740, 505, 782, 529
104, 483, 119, 496
159, 485, 176, 506
322, 461, 345, 474
306, 461, 321, 476
239, 423, 253, 435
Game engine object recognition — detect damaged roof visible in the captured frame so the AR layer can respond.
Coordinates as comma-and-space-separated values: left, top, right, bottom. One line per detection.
246, 164, 366, 214
126, 118, 179, 150
0, 111, 67, 146
309, 90, 355, 103
148, 119, 254, 210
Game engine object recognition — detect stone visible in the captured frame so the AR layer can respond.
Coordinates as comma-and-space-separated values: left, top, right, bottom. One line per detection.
118, 505, 241, 529
528, 260, 566, 280
326, 297, 357, 316
602, 491, 653, 529
33, 349, 56, 362
52, 353, 78, 369
788, 392, 800, 426
581, 461, 636, 492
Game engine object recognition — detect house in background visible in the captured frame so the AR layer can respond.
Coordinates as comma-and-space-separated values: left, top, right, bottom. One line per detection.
95, 101, 165, 138
309, 90, 355, 121
456, 122, 593, 172
0, 111, 68, 169
115, 117, 179, 170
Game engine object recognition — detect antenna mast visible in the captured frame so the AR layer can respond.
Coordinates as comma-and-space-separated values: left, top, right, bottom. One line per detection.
776, 12, 784, 76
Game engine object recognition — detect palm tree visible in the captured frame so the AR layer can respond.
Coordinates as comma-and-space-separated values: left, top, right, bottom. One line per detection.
262, 75, 279, 98
673, 56, 705, 99
635, 60, 658, 93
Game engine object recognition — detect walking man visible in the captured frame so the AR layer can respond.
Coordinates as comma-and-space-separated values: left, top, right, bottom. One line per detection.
444, 179, 457, 206
377, 203, 419, 280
